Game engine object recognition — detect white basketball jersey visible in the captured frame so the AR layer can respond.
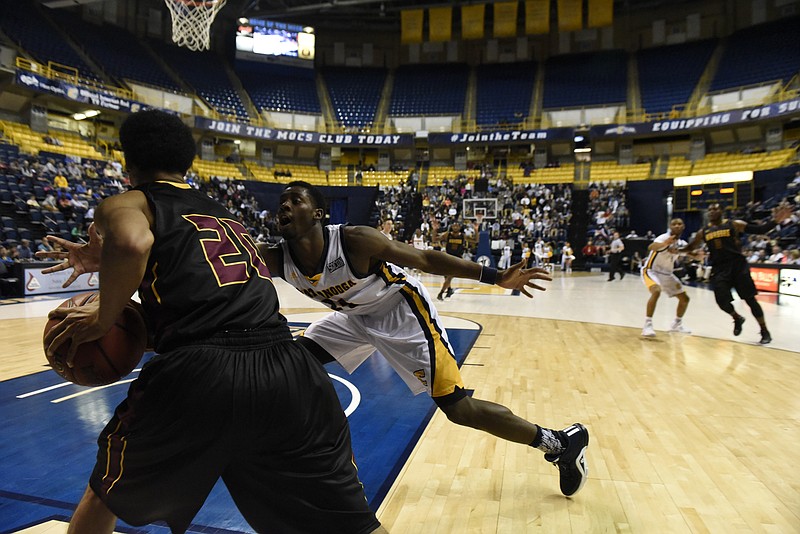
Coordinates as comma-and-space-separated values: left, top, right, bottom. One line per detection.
643, 231, 687, 273
412, 234, 426, 250
280, 224, 408, 315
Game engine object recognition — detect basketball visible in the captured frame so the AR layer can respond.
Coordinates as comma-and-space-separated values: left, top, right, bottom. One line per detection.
43, 292, 148, 387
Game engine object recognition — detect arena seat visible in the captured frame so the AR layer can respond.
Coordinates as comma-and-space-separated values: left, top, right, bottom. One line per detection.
323, 67, 386, 129
542, 51, 627, 109
389, 64, 468, 116
710, 16, 800, 91
638, 40, 717, 115
475, 62, 536, 128
0, 0, 100, 82
50, 10, 181, 91
237, 62, 321, 115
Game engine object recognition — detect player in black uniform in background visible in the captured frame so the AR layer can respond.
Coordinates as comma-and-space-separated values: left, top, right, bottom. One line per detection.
40, 110, 384, 534
431, 221, 476, 300
683, 202, 792, 344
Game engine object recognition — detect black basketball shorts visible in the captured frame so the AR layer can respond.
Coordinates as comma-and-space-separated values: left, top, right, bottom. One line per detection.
88, 328, 379, 533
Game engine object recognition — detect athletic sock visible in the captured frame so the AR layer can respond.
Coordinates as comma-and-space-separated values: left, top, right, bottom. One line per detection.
530, 426, 568, 455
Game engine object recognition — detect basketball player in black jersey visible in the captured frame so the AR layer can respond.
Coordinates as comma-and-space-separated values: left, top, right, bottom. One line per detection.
431, 221, 476, 300
40, 111, 383, 534
683, 202, 792, 344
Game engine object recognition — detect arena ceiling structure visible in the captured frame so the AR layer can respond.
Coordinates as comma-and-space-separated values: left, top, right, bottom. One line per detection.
228, 0, 706, 32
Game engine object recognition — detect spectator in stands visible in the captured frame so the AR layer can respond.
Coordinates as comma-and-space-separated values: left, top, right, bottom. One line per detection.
786, 249, 800, 264
26, 194, 40, 209
766, 245, 785, 263
44, 158, 57, 176
41, 193, 59, 212
380, 219, 395, 240
0, 245, 13, 266
16, 239, 33, 261
43, 135, 62, 146
37, 240, 55, 254
582, 239, 598, 263
747, 248, 766, 263
53, 172, 69, 190
71, 222, 88, 242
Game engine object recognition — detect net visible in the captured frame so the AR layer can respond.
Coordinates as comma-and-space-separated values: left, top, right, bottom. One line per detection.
164, 0, 227, 51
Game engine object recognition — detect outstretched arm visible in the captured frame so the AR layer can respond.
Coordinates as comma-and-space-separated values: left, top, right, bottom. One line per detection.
345, 225, 552, 298
733, 202, 794, 234
680, 229, 705, 253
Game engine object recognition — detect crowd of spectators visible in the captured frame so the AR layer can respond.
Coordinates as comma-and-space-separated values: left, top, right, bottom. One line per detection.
374, 170, 573, 269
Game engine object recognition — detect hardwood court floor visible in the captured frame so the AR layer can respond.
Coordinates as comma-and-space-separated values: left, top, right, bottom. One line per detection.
1, 271, 798, 533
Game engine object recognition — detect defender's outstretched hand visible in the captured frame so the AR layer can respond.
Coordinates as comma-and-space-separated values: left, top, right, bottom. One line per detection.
496, 261, 552, 298
34, 223, 102, 288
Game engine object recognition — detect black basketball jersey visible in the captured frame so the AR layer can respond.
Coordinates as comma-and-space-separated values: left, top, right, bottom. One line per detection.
136, 181, 285, 352
445, 231, 466, 256
703, 219, 745, 267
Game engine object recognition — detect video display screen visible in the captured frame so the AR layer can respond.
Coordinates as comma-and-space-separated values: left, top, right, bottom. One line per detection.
236, 18, 315, 60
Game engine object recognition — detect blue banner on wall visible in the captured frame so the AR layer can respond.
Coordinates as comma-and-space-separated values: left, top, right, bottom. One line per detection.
196, 116, 415, 146
592, 98, 800, 137
428, 128, 574, 145
15, 71, 146, 114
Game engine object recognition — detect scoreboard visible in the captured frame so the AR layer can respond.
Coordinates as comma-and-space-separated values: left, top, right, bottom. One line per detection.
673, 180, 753, 211
672, 171, 754, 212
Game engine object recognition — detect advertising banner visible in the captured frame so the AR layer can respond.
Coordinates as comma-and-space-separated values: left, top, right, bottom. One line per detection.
750, 266, 779, 292
196, 117, 414, 146
16, 71, 145, 114
779, 268, 800, 297
591, 98, 800, 138
428, 128, 574, 145
23, 267, 99, 296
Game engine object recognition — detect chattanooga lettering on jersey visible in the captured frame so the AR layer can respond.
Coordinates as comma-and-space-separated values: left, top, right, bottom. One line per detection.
705, 229, 731, 241
301, 279, 357, 300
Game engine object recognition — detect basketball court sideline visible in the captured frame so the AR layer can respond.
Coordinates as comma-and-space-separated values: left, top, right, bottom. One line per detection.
1, 271, 798, 533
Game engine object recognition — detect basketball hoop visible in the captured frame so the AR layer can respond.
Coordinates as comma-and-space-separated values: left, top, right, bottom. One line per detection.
164, 0, 227, 51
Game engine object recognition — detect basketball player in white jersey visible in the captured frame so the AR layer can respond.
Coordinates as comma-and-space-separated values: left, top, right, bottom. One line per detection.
264, 181, 589, 497
641, 218, 698, 337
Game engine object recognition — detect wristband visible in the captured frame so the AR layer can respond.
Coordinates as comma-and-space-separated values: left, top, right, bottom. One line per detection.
479, 265, 498, 285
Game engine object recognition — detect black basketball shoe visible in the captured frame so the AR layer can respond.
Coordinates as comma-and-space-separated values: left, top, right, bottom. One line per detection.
759, 330, 772, 345
545, 423, 589, 496
733, 316, 745, 336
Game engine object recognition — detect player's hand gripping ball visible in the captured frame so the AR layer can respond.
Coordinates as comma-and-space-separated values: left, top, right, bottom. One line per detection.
43, 292, 148, 386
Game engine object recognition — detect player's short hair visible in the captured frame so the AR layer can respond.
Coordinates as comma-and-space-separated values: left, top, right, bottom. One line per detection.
286, 180, 327, 219
119, 110, 196, 175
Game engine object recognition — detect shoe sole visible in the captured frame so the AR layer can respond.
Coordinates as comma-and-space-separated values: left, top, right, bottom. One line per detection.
642, 332, 656, 337
566, 446, 588, 496
561, 424, 589, 497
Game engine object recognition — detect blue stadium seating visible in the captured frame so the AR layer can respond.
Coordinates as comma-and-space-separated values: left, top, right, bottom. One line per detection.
710, 17, 800, 91
50, 10, 181, 91
638, 40, 717, 115
543, 51, 628, 109
475, 62, 536, 127
237, 61, 321, 114
389, 64, 468, 116
152, 41, 250, 120
323, 67, 386, 129
0, 0, 100, 82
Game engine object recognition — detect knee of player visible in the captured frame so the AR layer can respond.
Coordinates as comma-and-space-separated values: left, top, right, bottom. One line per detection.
650, 286, 662, 297
440, 397, 478, 426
